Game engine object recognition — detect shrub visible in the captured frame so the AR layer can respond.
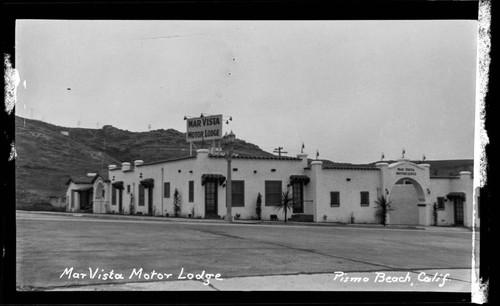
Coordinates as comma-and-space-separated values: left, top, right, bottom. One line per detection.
173, 188, 181, 217
273, 190, 293, 223
374, 195, 394, 226
255, 193, 262, 220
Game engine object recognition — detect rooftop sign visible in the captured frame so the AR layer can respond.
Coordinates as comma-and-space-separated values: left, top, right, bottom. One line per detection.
186, 114, 223, 142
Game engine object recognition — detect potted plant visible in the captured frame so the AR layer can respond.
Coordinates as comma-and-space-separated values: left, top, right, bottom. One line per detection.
173, 188, 181, 217
273, 190, 293, 223
129, 193, 135, 215
432, 202, 438, 226
374, 195, 394, 226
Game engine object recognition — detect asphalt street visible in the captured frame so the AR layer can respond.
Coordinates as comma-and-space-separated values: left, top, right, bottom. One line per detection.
16, 211, 476, 291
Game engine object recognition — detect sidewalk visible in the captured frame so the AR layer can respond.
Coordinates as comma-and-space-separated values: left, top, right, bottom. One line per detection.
47, 268, 473, 292
16, 210, 472, 232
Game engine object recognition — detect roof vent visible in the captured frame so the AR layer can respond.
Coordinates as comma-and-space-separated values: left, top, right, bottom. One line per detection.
87, 173, 97, 177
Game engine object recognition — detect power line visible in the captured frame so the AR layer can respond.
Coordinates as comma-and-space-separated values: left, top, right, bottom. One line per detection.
273, 146, 288, 157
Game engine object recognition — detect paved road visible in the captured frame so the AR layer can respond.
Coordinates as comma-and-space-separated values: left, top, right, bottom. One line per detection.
16, 211, 476, 291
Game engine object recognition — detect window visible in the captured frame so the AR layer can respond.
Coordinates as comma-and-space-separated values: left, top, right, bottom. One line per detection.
437, 197, 445, 210
265, 181, 282, 206
127, 185, 130, 194
112, 186, 117, 205
189, 180, 194, 202
232, 181, 245, 207
102, 189, 105, 199
138, 185, 145, 206
330, 192, 340, 207
360, 191, 369, 206
164, 182, 171, 198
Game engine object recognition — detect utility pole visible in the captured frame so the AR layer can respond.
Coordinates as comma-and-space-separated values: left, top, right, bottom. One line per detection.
148, 123, 152, 131
273, 146, 288, 157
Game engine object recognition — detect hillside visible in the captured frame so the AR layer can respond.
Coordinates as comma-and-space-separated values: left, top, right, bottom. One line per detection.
14, 116, 273, 209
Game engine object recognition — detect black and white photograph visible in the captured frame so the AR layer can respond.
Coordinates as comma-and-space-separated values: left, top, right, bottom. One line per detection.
6, 1, 488, 303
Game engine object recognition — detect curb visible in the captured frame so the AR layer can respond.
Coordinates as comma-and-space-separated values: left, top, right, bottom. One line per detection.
16, 210, 471, 231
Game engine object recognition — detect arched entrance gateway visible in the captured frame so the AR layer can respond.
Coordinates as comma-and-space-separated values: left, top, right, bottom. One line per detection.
376, 159, 431, 226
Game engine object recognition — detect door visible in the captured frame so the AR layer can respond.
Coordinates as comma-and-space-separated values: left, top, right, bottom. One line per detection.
454, 199, 464, 226
292, 182, 304, 213
118, 189, 123, 213
205, 181, 218, 217
148, 187, 153, 216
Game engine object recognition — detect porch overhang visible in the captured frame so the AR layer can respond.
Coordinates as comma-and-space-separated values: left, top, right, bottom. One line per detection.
447, 192, 466, 201
112, 181, 125, 190
201, 174, 226, 186
289, 175, 310, 186
71, 185, 93, 191
140, 178, 155, 188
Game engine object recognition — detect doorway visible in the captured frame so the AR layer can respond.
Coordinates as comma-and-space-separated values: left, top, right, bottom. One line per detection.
292, 182, 304, 213
454, 199, 464, 226
148, 187, 153, 216
205, 181, 218, 217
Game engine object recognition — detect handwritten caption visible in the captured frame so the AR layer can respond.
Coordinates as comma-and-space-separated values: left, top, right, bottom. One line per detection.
332, 271, 450, 287
60, 267, 223, 286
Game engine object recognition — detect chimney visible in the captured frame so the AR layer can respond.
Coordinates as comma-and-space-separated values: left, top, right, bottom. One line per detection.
134, 160, 144, 167
108, 165, 117, 170
122, 162, 131, 172
297, 153, 308, 169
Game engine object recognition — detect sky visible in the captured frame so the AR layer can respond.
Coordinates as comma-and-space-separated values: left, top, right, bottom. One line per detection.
15, 20, 478, 164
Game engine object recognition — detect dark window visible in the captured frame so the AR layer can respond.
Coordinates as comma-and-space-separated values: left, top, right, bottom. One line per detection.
127, 185, 130, 193
265, 181, 282, 206
189, 181, 194, 202
164, 182, 171, 198
111, 186, 117, 205
437, 197, 445, 210
232, 181, 245, 207
360, 191, 369, 206
330, 192, 340, 207
138, 185, 145, 206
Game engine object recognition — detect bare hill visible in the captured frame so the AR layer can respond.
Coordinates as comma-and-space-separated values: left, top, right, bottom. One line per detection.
15, 116, 273, 209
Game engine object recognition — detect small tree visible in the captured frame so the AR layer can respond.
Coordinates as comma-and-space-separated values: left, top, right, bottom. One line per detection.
129, 193, 135, 215
255, 193, 262, 220
273, 190, 293, 223
173, 188, 181, 217
374, 195, 394, 226
432, 202, 438, 226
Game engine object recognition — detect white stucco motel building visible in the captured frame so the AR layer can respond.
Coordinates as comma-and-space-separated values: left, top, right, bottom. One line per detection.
65, 149, 476, 228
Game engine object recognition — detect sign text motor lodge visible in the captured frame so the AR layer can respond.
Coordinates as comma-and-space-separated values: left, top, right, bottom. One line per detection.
186, 115, 223, 142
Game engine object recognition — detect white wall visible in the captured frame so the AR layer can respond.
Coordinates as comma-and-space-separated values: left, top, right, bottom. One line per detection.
429, 178, 455, 226
313, 166, 381, 224
108, 150, 307, 220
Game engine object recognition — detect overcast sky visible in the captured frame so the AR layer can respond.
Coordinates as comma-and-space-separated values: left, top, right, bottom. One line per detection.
15, 20, 477, 163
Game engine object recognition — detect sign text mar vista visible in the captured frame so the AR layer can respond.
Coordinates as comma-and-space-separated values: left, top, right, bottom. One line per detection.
186, 114, 223, 142
396, 167, 417, 176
